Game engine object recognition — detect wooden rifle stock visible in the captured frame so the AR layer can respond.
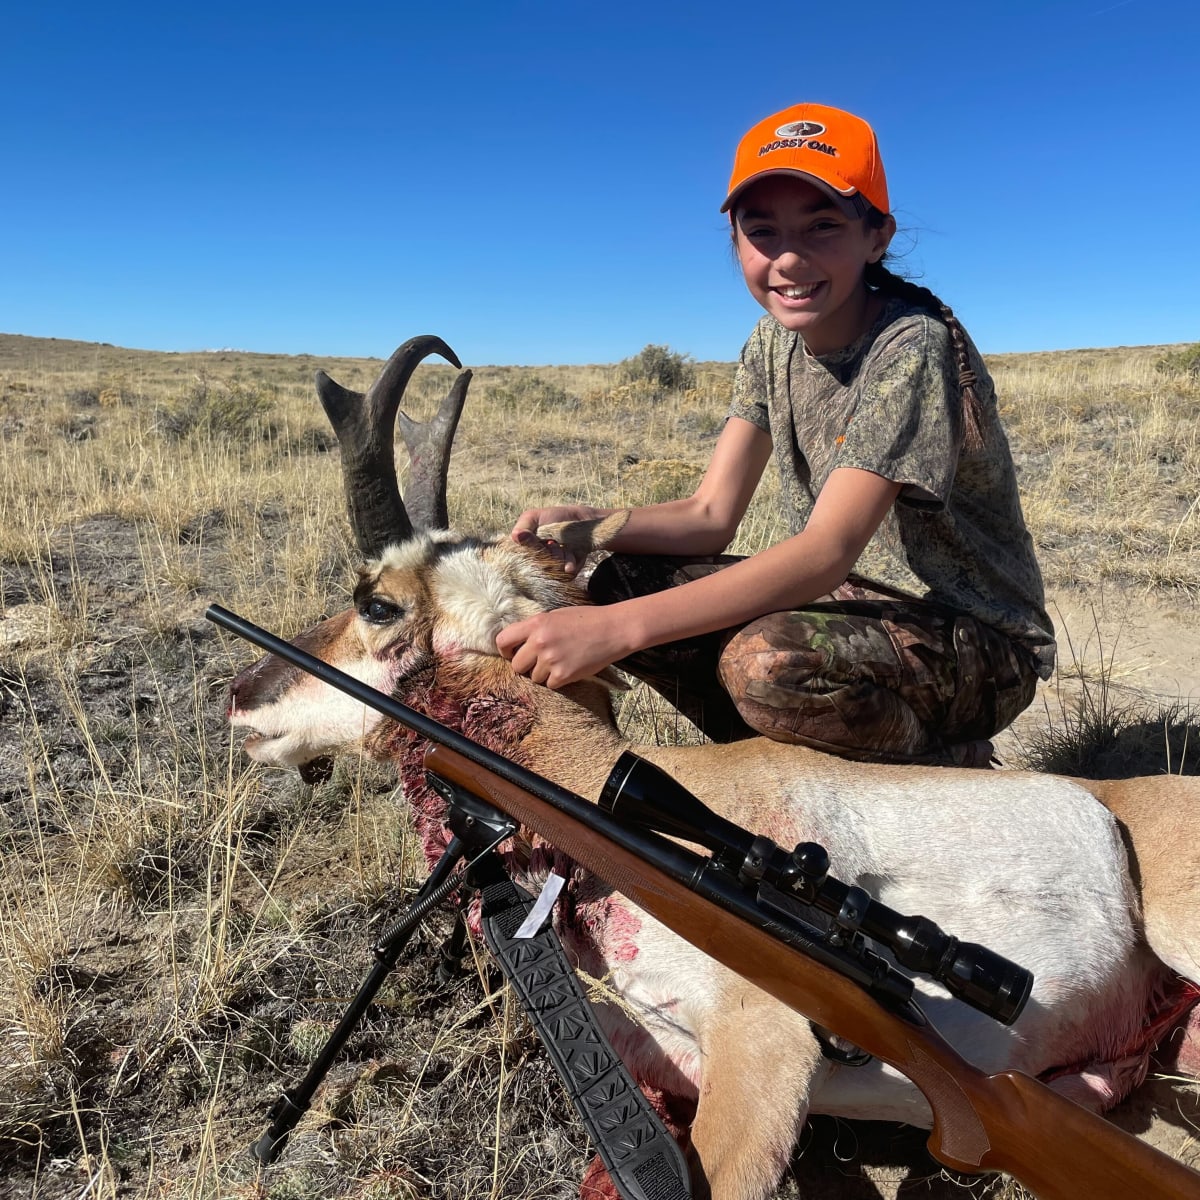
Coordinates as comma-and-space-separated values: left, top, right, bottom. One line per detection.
424, 742, 1200, 1200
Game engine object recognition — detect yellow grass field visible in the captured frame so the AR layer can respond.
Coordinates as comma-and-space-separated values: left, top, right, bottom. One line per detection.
1, 331, 1197, 1199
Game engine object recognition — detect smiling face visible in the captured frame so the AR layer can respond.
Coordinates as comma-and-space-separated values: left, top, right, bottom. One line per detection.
733, 176, 895, 355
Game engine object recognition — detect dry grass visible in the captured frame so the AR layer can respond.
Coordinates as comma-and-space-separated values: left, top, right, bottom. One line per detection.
1, 331, 1198, 1198
992, 347, 1200, 594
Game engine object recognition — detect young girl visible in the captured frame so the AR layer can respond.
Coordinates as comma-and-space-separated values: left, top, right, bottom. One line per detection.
496, 102, 1054, 765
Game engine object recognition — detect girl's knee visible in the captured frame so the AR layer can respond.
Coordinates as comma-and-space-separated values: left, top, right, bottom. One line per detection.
718, 613, 927, 756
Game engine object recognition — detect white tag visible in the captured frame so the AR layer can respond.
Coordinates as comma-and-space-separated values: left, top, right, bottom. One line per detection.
514, 872, 566, 939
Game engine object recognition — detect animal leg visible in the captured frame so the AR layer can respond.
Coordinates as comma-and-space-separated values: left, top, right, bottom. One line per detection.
1089, 775, 1200, 982
687, 995, 826, 1200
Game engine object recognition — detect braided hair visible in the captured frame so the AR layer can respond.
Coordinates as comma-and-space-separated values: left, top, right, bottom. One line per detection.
863, 212, 986, 451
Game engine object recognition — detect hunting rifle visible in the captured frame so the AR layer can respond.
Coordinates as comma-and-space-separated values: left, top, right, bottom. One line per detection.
208, 604, 1200, 1200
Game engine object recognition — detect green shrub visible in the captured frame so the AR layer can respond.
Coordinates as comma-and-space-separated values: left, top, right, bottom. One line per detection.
618, 344, 696, 392
1155, 343, 1200, 377
157, 375, 278, 442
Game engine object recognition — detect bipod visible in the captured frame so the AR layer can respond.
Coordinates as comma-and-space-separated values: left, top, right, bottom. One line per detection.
251, 773, 692, 1200
249, 785, 516, 1166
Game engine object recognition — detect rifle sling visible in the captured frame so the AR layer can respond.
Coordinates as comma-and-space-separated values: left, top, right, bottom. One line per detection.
477, 856, 692, 1200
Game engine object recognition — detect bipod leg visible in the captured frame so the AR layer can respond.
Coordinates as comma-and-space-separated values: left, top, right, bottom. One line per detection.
250, 834, 468, 1166
437, 905, 470, 984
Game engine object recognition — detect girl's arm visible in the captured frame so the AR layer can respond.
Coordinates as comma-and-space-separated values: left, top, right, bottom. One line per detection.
511, 417, 773, 563
498, 465, 902, 688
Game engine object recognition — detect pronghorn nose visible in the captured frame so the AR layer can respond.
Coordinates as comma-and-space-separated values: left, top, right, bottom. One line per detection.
227, 652, 301, 714
226, 676, 254, 717
227, 667, 254, 712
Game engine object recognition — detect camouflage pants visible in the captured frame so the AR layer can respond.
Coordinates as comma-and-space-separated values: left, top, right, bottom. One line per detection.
588, 554, 1039, 764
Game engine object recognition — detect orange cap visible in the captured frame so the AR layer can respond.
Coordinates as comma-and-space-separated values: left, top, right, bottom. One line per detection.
720, 103, 889, 216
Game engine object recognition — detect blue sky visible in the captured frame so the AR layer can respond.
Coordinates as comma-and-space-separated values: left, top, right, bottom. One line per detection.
3, 1, 1196, 364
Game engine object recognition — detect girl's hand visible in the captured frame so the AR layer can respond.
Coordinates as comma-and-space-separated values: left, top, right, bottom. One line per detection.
510, 505, 606, 576
496, 605, 632, 689
510, 504, 604, 539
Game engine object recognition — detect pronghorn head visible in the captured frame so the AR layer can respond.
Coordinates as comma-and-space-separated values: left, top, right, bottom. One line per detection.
226, 337, 627, 775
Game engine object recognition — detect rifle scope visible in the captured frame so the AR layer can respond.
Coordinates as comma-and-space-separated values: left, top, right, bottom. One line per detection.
600, 751, 1033, 1027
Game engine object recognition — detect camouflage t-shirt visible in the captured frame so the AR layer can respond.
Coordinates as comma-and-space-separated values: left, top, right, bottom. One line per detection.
727, 298, 1056, 678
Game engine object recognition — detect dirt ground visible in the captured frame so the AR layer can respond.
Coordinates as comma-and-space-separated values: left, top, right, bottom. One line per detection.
994, 586, 1200, 763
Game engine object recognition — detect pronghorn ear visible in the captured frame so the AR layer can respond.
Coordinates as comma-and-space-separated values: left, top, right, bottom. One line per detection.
536, 510, 631, 556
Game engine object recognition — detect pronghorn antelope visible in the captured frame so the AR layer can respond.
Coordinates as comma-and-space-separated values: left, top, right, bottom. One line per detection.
227, 337, 1200, 1200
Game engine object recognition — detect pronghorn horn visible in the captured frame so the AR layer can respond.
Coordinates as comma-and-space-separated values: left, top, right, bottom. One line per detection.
398, 367, 471, 533
315, 335, 469, 556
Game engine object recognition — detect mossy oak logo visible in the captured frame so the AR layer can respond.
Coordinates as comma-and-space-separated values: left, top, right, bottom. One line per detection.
759, 120, 838, 159
776, 121, 825, 138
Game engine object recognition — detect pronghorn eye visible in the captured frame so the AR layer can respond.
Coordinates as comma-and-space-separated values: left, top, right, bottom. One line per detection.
359, 597, 404, 625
